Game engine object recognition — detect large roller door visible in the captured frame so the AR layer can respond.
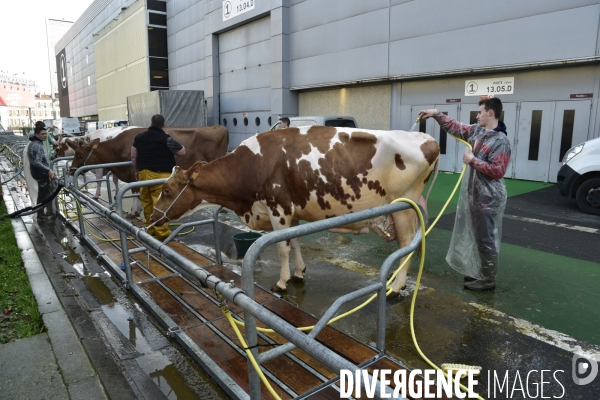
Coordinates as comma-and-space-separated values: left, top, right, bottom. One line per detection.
219, 17, 271, 149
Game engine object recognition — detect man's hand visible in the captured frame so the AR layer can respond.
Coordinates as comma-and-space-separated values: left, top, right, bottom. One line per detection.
48, 170, 56, 180
463, 151, 474, 164
418, 109, 439, 120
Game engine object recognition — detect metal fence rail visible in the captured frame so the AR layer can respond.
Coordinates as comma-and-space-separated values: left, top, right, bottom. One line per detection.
48, 159, 423, 399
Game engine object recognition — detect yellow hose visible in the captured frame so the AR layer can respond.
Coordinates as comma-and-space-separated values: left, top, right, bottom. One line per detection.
222, 307, 283, 400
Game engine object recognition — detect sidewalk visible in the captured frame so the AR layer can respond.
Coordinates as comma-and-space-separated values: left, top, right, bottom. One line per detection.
0, 207, 107, 399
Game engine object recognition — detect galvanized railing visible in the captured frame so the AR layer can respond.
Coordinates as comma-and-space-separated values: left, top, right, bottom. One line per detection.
61, 160, 419, 399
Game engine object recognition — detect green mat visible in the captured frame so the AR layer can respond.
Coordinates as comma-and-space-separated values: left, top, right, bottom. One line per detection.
424, 171, 554, 218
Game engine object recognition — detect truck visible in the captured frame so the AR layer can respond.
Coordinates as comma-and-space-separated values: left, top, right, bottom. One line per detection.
45, 117, 81, 136
269, 116, 358, 130
127, 90, 206, 127
557, 137, 600, 215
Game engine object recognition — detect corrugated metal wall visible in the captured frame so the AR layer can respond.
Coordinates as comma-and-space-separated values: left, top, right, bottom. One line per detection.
299, 85, 391, 130
94, 3, 149, 120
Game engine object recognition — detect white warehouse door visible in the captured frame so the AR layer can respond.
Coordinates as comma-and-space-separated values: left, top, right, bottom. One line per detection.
218, 17, 272, 149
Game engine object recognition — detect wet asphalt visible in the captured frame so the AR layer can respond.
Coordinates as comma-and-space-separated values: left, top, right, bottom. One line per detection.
171, 184, 600, 399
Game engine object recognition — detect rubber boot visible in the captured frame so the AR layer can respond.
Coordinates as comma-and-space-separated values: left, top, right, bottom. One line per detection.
464, 253, 497, 290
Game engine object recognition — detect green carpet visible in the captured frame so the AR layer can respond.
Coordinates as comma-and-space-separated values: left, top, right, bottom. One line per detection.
422, 228, 600, 345
424, 171, 554, 218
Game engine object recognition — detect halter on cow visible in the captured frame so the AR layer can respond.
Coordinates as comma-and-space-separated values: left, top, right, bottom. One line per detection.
150, 126, 440, 296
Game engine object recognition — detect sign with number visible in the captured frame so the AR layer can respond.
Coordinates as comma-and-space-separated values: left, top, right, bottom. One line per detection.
223, 0, 255, 22
465, 77, 514, 96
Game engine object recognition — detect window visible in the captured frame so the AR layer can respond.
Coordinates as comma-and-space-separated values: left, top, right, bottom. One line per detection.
8, 110, 12, 116
528, 111, 543, 161
149, 57, 169, 88
438, 112, 448, 155
418, 118, 426, 133
559, 110, 575, 161
148, 27, 168, 58
147, 0, 167, 12
149, 13, 167, 26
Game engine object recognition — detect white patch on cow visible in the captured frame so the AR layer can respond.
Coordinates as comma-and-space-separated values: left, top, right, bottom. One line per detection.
179, 201, 221, 219
297, 143, 326, 172
272, 183, 281, 189
240, 136, 261, 155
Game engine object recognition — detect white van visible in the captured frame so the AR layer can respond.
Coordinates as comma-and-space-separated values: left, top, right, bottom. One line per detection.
557, 137, 600, 215
86, 121, 103, 133
270, 116, 358, 130
61, 117, 81, 136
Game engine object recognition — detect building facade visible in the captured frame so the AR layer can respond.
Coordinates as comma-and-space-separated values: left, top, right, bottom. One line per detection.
46, 18, 74, 120
56, 0, 600, 182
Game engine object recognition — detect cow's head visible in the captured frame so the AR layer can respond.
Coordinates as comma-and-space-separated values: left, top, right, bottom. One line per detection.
68, 138, 100, 174
150, 161, 206, 226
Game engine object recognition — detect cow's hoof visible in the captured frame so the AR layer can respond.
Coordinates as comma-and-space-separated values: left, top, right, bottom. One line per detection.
93, 195, 99, 200
270, 285, 287, 293
289, 275, 304, 284
386, 291, 405, 303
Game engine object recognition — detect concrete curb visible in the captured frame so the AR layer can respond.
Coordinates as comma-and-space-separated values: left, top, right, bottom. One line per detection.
3, 193, 108, 400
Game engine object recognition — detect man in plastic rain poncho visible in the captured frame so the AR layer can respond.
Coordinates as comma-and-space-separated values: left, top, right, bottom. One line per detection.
419, 97, 511, 290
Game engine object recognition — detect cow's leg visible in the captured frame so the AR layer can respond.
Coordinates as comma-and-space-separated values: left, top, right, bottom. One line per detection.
273, 240, 292, 292
93, 169, 103, 199
388, 207, 418, 297
289, 237, 307, 283
129, 188, 142, 217
268, 210, 295, 292
112, 174, 119, 201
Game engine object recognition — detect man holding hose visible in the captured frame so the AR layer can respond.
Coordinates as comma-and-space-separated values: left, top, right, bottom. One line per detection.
419, 97, 511, 290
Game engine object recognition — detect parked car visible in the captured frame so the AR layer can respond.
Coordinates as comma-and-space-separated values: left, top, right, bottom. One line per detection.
269, 116, 358, 130
557, 137, 600, 215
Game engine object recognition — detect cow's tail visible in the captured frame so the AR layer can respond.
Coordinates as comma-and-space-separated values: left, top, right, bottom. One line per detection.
424, 158, 440, 204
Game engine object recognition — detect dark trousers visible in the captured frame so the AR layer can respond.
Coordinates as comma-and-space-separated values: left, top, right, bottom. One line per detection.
470, 208, 498, 256
36, 179, 52, 216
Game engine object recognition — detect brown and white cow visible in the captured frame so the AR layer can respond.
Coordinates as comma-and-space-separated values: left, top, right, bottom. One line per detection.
66, 124, 229, 182
56, 127, 135, 200
150, 126, 439, 296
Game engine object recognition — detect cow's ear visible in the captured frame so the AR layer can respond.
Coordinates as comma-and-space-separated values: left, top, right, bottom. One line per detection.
186, 161, 204, 179
66, 139, 77, 150
92, 138, 100, 148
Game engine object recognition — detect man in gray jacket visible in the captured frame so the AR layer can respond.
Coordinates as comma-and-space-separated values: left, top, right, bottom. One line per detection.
27, 126, 56, 220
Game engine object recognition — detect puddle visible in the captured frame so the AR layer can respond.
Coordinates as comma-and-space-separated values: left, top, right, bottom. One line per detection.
101, 302, 206, 399
82, 276, 115, 305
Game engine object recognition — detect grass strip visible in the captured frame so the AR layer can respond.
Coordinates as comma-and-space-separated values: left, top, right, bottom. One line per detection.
0, 197, 44, 343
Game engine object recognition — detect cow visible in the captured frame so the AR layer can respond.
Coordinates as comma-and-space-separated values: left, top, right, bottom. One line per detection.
149, 126, 440, 297
55, 127, 135, 201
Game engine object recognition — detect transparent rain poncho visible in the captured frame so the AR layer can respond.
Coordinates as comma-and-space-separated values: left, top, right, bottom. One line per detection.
434, 115, 511, 279
445, 164, 508, 278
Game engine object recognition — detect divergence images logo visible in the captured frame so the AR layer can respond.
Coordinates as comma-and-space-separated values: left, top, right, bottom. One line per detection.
572, 353, 599, 386
60, 54, 67, 89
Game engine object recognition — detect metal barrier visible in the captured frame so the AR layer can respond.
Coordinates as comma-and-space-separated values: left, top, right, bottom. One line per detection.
45, 160, 422, 399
